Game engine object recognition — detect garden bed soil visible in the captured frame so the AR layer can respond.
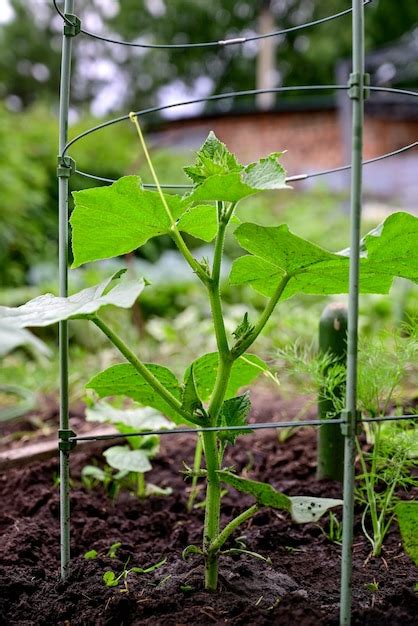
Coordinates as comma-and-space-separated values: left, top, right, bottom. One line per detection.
1, 391, 417, 625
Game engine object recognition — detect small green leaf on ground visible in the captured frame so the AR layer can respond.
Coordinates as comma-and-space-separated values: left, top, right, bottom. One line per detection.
84, 549, 98, 560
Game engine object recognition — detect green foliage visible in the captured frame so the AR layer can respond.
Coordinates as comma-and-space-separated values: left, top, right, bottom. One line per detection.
218, 393, 252, 445
185, 352, 268, 402
86, 401, 174, 498
0, 270, 144, 327
395, 501, 418, 566
102, 557, 166, 591
231, 212, 418, 300
4, 130, 418, 592
356, 421, 418, 557
87, 363, 182, 423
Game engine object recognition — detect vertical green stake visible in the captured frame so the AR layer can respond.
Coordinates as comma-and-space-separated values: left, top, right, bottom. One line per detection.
58, 0, 75, 581
317, 303, 347, 482
340, 1, 366, 623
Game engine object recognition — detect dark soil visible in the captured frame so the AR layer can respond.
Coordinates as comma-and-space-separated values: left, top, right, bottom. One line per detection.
0, 390, 416, 625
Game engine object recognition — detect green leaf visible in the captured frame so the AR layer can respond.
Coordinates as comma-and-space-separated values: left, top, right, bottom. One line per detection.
185, 353, 269, 402
108, 543, 122, 559
81, 465, 107, 482
289, 497, 343, 523
218, 472, 343, 523
84, 549, 98, 560
218, 393, 252, 445
230, 212, 418, 299
186, 153, 289, 203
71, 176, 188, 267
241, 154, 287, 190
103, 571, 118, 587
86, 363, 184, 423
218, 471, 291, 511
183, 131, 242, 184
232, 312, 254, 341
103, 446, 152, 473
0, 322, 51, 358
145, 483, 173, 497
176, 204, 218, 242
395, 501, 418, 566
181, 366, 206, 420
86, 401, 174, 431
0, 270, 144, 328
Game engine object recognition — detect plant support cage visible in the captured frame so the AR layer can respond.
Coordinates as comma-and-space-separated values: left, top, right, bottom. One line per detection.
54, 1, 418, 624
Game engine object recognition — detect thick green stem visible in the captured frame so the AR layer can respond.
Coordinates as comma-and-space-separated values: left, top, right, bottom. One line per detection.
92, 315, 191, 422
210, 504, 259, 554
202, 429, 222, 590
137, 472, 146, 498
203, 357, 233, 591
232, 274, 290, 359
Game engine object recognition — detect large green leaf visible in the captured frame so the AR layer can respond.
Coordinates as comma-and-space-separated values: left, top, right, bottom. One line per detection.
218, 471, 343, 523
85, 401, 174, 431
0, 270, 144, 328
71, 177, 186, 267
176, 204, 218, 242
0, 322, 51, 357
185, 353, 269, 402
71, 176, 218, 267
218, 471, 291, 511
185, 134, 289, 204
86, 363, 184, 423
230, 212, 418, 299
104, 446, 152, 473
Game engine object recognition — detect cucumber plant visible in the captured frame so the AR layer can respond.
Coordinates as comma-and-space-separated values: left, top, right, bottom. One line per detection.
1, 129, 417, 591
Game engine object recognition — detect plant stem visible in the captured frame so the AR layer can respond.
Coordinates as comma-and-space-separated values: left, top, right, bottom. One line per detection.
202, 357, 233, 591
91, 315, 191, 422
137, 472, 146, 498
187, 435, 203, 512
232, 274, 290, 359
209, 504, 259, 553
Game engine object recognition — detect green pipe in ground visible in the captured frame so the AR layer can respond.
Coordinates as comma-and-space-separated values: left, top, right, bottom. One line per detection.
317, 303, 347, 482
340, 1, 366, 623
58, 0, 75, 582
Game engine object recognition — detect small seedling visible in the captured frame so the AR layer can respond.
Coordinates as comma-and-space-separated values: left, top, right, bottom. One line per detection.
320, 511, 343, 545
1, 129, 416, 591
365, 579, 379, 608
103, 557, 167, 592
83, 542, 122, 561
86, 402, 174, 498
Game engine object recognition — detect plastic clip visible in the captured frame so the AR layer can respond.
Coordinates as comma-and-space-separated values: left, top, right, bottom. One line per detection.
64, 13, 81, 37
59, 429, 77, 453
57, 156, 76, 178
348, 72, 370, 101
340, 410, 361, 437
